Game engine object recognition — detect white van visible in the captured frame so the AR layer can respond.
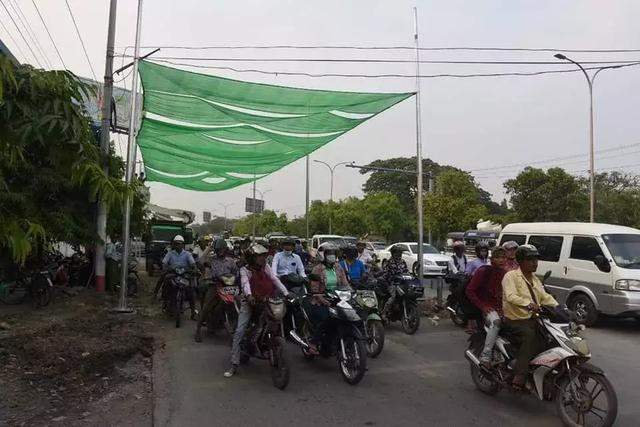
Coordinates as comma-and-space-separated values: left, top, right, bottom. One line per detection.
498, 222, 640, 325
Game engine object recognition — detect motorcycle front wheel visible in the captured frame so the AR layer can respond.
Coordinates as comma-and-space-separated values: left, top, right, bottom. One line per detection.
401, 303, 420, 335
338, 332, 367, 385
555, 371, 617, 427
174, 289, 183, 328
270, 337, 290, 390
366, 320, 385, 358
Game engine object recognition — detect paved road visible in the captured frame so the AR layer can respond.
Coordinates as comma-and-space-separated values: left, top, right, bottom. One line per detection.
153, 314, 640, 427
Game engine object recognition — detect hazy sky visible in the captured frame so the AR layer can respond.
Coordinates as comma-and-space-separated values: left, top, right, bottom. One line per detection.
3, 1, 640, 222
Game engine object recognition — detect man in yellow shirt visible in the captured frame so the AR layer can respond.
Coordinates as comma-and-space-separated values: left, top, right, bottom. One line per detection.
502, 245, 558, 388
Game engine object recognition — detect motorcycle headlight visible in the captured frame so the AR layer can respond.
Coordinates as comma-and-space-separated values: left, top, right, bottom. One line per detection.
615, 279, 640, 291
561, 336, 590, 356
362, 296, 377, 308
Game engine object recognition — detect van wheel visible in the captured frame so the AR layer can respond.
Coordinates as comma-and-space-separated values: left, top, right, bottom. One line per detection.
568, 293, 598, 326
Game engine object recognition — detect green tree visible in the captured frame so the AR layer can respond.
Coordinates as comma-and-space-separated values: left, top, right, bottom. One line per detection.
0, 58, 143, 264
504, 167, 587, 222
587, 172, 640, 227
424, 170, 489, 243
362, 192, 408, 241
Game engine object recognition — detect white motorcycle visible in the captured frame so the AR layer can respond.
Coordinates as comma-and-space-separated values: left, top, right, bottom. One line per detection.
466, 297, 617, 426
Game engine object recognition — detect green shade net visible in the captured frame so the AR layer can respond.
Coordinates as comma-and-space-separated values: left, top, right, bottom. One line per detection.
137, 61, 414, 191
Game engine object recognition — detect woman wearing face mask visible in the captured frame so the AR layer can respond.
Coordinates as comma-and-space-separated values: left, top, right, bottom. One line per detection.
306, 244, 349, 354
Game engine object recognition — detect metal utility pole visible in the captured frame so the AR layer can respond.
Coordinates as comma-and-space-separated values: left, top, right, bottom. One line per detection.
313, 160, 350, 234
116, 0, 143, 312
252, 179, 257, 237
413, 6, 425, 280
218, 202, 233, 232
554, 54, 623, 223
94, 0, 118, 293
428, 175, 434, 245
305, 155, 310, 239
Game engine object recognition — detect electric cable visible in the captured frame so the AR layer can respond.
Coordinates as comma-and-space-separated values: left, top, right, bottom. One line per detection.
0, 12, 28, 60
8, 0, 51, 68
30, 0, 67, 69
63, 0, 97, 81
0, 0, 41, 66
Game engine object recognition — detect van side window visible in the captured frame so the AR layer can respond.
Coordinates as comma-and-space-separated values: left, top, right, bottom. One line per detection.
528, 235, 563, 262
499, 234, 526, 246
570, 236, 604, 261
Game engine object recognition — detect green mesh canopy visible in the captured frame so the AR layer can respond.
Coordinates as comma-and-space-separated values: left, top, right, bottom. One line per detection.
137, 61, 414, 191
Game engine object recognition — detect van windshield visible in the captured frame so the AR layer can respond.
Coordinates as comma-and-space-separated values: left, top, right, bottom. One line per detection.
602, 234, 640, 269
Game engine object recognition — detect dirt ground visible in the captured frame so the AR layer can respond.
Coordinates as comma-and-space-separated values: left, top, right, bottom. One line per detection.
0, 275, 162, 426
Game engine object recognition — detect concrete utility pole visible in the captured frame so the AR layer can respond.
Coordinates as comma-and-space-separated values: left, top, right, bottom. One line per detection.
94, 0, 118, 293
413, 6, 425, 280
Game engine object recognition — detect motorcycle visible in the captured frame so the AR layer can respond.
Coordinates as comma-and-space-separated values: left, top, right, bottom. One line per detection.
206, 274, 240, 336
377, 274, 422, 335
165, 267, 197, 328
289, 287, 368, 385
239, 297, 290, 390
444, 272, 471, 327
465, 306, 618, 427
351, 280, 385, 358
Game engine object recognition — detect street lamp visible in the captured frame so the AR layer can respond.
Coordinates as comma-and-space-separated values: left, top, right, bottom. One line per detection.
218, 202, 233, 232
314, 160, 350, 234
554, 53, 623, 223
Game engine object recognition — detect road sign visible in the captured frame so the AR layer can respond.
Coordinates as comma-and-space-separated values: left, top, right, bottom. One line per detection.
203, 211, 212, 222
245, 197, 264, 214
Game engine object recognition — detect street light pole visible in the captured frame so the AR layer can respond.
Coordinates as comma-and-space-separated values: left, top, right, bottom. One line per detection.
554, 54, 622, 223
313, 160, 350, 234
218, 202, 233, 232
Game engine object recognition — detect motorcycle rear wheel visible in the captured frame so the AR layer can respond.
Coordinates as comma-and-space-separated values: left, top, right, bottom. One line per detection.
555, 371, 617, 427
270, 337, 290, 390
366, 320, 385, 358
338, 334, 367, 385
401, 304, 420, 335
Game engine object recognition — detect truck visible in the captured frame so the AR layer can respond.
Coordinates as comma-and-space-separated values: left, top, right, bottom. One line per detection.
144, 204, 195, 276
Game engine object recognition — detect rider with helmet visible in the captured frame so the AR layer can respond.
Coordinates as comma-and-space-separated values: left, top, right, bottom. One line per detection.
195, 238, 239, 343
306, 243, 349, 354
451, 240, 468, 273
502, 245, 558, 389
225, 243, 289, 378
271, 237, 306, 278
380, 245, 410, 319
158, 235, 197, 316
465, 242, 490, 276
339, 245, 367, 285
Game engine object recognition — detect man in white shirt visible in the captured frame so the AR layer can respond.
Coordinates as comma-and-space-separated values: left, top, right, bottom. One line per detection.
451, 241, 468, 274
356, 241, 373, 267
271, 237, 307, 278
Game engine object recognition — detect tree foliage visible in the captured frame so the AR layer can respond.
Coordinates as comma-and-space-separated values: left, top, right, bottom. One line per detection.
504, 167, 587, 222
0, 57, 145, 264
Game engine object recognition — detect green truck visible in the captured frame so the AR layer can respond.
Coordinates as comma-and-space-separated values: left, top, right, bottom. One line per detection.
144, 220, 193, 276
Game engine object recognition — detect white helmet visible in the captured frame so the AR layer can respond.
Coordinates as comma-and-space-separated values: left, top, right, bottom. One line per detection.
173, 235, 185, 243
248, 243, 268, 255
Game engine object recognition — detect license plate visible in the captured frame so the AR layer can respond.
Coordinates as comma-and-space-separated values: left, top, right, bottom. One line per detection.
221, 286, 238, 295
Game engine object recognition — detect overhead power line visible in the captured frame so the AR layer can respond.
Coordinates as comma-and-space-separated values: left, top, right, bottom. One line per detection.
8, 0, 51, 68
119, 44, 640, 53
64, 0, 97, 80
127, 55, 640, 66
0, 12, 27, 60
30, 0, 66, 69
148, 59, 640, 79
0, 0, 41, 66
468, 142, 640, 172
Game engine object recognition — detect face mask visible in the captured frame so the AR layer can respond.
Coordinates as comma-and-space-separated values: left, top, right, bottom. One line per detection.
284, 250, 292, 256
325, 254, 336, 263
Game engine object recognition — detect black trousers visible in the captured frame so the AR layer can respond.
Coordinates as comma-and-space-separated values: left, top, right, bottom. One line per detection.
503, 318, 544, 375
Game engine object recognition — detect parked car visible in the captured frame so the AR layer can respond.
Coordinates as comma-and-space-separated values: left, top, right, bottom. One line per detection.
377, 242, 453, 277
498, 222, 640, 326
309, 234, 346, 259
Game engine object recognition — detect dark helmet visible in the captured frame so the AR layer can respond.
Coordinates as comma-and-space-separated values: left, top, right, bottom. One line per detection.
515, 244, 539, 263
213, 238, 227, 252
475, 241, 489, 256
343, 245, 358, 259
390, 245, 404, 255
281, 236, 295, 246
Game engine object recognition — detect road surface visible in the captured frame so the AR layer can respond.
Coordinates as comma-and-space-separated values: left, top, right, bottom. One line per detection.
153, 314, 639, 427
